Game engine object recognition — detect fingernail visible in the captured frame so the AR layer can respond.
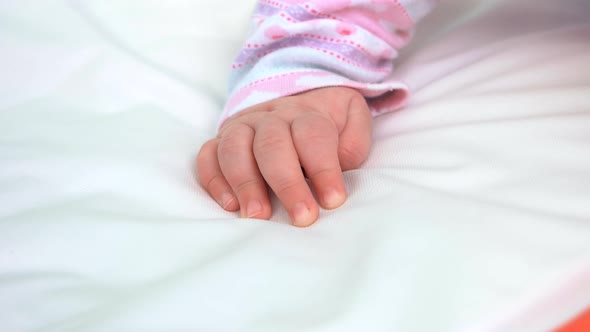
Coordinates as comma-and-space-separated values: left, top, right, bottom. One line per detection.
219, 192, 235, 210
292, 201, 313, 227
323, 187, 345, 209
246, 200, 263, 218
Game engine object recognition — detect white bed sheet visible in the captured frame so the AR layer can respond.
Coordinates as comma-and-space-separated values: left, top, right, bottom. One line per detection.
1, 0, 589, 331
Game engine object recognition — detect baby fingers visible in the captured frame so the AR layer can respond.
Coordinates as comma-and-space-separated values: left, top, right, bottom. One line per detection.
253, 117, 319, 227
197, 138, 239, 212
291, 113, 346, 210
217, 124, 272, 220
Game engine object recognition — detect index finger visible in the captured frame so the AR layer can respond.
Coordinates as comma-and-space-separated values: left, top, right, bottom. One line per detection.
253, 117, 319, 227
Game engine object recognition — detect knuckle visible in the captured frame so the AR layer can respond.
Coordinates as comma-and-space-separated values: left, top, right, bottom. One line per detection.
252, 117, 290, 154
255, 132, 286, 154
218, 140, 240, 157
306, 166, 339, 180
218, 125, 253, 155
233, 177, 265, 196
218, 113, 256, 137
292, 115, 337, 144
273, 177, 304, 198
339, 143, 368, 170
204, 174, 224, 192
299, 120, 334, 138
295, 129, 331, 144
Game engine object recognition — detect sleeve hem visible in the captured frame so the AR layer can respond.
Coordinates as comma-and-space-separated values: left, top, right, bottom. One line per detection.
218, 70, 410, 130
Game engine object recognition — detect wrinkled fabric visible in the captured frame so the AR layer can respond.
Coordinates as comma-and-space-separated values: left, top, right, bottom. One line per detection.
0, 1, 589, 331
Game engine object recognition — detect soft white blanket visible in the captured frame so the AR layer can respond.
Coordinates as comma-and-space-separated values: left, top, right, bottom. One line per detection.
1, 0, 589, 331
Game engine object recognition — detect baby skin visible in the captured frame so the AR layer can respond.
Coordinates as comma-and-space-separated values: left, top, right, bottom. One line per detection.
197, 87, 372, 227
196, 0, 437, 226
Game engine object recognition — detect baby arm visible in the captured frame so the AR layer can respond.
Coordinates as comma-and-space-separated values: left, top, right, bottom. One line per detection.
198, 0, 437, 226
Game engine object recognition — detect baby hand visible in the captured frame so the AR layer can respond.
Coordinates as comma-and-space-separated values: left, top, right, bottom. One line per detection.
197, 87, 372, 227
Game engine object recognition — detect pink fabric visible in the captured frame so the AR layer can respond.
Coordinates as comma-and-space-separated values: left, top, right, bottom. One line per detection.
220, 0, 438, 127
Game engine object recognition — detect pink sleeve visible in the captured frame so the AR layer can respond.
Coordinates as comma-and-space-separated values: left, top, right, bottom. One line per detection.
221, 0, 438, 127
